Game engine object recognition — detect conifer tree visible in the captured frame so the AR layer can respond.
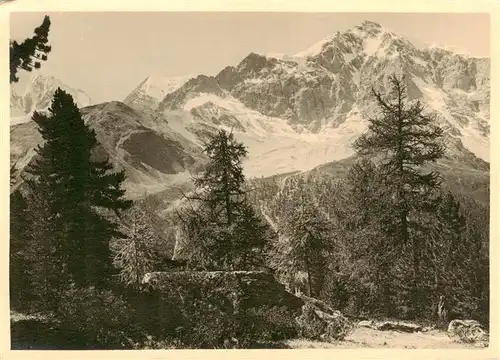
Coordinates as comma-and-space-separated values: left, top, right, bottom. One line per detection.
10, 15, 52, 83
425, 191, 489, 320
9, 188, 31, 310
431, 192, 467, 303
177, 129, 271, 270
112, 202, 157, 289
232, 200, 271, 269
461, 198, 489, 325
353, 75, 445, 316
25, 88, 132, 290
274, 199, 330, 297
340, 159, 401, 315
22, 127, 69, 311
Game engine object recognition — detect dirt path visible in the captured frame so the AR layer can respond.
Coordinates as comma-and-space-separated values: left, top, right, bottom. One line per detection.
285, 327, 479, 349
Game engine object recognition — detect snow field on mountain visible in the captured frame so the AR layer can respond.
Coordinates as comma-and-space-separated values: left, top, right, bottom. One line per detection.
181, 93, 368, 178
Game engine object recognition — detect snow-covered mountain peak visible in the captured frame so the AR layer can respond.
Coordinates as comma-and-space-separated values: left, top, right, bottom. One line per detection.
270, 22, 387, 60
123, 74, 194, 113
290, 23, 403, 63
153, 20, 489, 166
352, 20, 384, 37
23, 73, 90, 99
321, 24, 419, 61
139, 74, 194, 99
10, 73, 92, 125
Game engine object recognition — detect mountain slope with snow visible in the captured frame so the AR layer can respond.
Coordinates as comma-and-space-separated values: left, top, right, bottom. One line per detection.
10, 99, 205, 199
10, 74, 92, 125
123, 74, 194, 114
151, 20, 489, 168
11, 20, 490, 199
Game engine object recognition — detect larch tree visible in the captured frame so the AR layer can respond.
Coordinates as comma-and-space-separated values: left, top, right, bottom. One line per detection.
10, 15, 52, 83
353, 74, 445, 317
112, 202, 157, 289
274, 198, 330, 298
340, 159, 400, 315
177, 129, 271, 271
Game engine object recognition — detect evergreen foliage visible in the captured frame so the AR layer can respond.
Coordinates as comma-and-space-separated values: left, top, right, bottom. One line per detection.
272, 199, 330, 297
177, 129, 271, 270
12, 88, 132, 312
9, 188, 32, 310
112, 201, 158, 289
352, 74, 445, 317
10, 15, 52, 83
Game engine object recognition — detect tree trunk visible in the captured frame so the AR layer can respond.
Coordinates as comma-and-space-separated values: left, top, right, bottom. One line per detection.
222, 140, 234, 270
304, 253, 313, 297
411, 230, 421, 318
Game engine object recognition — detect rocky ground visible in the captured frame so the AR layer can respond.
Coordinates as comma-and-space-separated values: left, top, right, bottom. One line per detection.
285, 327, 480, 349
11, 307, 487, 350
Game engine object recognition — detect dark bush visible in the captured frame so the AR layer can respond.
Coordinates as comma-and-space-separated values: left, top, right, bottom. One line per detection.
137, 271, 302, 348
54, 285, 147, 349
169, 301, 298, 348
11, 319, 88, 350
239, 306, 299, 343
15, 271, 303, 349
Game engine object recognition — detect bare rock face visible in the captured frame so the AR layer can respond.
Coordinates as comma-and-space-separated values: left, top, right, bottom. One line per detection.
158, 75, 226, 112
447, 319, 488, 346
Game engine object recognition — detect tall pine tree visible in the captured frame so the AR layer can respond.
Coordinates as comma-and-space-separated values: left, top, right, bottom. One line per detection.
9, 188, 32, 310
25, 88, 132, 291
353, 75, 445, 317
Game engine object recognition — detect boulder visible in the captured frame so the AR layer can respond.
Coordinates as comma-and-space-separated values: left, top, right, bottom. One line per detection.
295, 296, 354, 342
447, 319, 488, 346
357, 320, 422, 333
358, 320, 376, 329
375, 321, 422, 333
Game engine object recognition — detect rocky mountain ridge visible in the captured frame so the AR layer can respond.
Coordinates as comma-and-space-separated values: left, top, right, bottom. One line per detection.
10, 100, 204, 199
10, 20, 490, 200
124, 21, 489, 170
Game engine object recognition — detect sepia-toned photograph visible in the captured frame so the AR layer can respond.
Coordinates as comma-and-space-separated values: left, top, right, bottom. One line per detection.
6, 10, 491, 351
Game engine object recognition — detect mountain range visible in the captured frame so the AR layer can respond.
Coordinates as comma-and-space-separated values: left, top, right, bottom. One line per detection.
10, 20, 490, 202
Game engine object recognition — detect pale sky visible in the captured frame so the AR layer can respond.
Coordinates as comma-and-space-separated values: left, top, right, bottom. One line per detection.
10, 12, 490, 104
